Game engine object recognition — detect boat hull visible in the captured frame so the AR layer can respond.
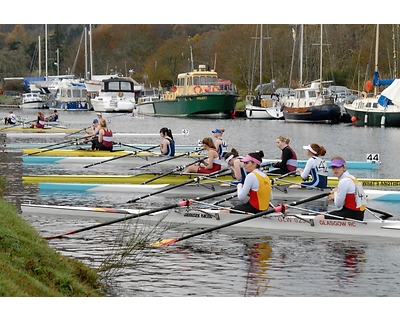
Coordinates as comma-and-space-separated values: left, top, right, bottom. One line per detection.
344, 106, 400, 127
34, 182, 400, 202
21, 172, 400, 188
245, 105, 284, 119
283, 104, 342, 123
20, 204, 400, 239
152, 93, 238, 117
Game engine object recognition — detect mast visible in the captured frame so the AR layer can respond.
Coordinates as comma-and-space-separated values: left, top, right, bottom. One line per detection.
320, 24, 323, 89
38, 35, 41, 76
84, 26, 88, 80
45, 24, 48, 79
89, 24, 93, 80
259, 24, 263, 95
299, 24, 303, 87
374, 24, 379, 97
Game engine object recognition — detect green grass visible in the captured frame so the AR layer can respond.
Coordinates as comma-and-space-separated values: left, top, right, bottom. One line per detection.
0, 199, 104, 297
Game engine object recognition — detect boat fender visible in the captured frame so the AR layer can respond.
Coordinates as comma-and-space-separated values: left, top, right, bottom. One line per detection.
261, 99, 267, 107
118, 92, 124, 98
360, 91, 367, 99
212, 86, 220, 92
194, 85, 202, 94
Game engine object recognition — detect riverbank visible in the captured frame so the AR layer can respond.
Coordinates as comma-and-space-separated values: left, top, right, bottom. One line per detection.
0, 196, 104, 297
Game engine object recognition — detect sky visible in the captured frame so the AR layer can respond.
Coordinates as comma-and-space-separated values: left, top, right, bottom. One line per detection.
6, 2, 397, 25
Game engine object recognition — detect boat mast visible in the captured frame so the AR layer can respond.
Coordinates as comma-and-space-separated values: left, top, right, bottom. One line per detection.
89, 24, 93, 80
45, 24, 48, 80
299, 24, 303, 87
38, 35, 41, 76
320, 24, 323, 89
188, 36, 194, 72
374, 24, 379, 97
259, 24, 263, 96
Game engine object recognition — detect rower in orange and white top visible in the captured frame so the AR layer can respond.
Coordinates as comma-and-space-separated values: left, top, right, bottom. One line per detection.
221, 150, 272, 214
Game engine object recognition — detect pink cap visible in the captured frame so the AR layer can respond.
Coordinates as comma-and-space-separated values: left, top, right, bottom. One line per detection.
240, 155, 261, 165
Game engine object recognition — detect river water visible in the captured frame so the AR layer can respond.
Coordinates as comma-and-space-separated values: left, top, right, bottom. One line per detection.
1, 109, 400, 308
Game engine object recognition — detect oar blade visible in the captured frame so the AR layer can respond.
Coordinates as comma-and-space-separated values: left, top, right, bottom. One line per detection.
149, 238, 179, 247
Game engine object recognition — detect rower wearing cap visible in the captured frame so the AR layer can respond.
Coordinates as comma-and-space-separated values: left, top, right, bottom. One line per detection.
324, 156, 365, 221
291, 143, 328, 189
221, 150, 272, 214
223, 148, 247, 184
83, 118, 100, 143
212, 128, 228, 157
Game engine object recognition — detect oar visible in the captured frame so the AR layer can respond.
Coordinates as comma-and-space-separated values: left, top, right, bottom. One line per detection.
63, 126, 91, 139
23, 139, 86, 156
127, 164, 223, 203
129, 152, 199, 170
139, 156, 212, 185
150, 192, 331, 247
0, 118, 36, 131
115, 143, 160, 154
82, 145, 161, 168
365, 206, 393, 220
43, 187, 238, 240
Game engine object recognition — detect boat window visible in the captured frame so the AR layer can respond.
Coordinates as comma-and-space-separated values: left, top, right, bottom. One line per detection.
200, 76, 206, 85
120, 81, 131, 91
189, 77, 192, 86
73, 89, 80, 98
309, 91, 316, 98
372, 103, 378, 109
299, 91, 305, 99
109, 82, 119, 91
193, 76, 200, 85
211, 76, 218, 85
366, 103, 371, 108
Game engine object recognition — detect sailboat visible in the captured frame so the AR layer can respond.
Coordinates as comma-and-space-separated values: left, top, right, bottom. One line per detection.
245, 25, 284, 120
281, 25, 342, 124
344, 25, 400, 127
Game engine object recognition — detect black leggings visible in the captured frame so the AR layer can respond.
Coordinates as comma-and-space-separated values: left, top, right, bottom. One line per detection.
326, 207, 364, 221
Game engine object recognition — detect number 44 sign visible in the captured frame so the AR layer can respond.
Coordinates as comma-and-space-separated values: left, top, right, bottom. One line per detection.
366, 153, 380, 162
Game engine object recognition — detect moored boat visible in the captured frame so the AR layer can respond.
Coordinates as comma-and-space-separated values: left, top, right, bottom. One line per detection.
147, 65, 239, 118
245, 93, 284, 119
91, 77, 142, 113
19, 92, 48, 109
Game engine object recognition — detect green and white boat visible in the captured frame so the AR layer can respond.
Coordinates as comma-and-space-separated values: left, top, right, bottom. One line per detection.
141, 65, 239, 118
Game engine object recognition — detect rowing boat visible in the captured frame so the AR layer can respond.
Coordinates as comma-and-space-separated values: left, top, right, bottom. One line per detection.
5, 132, 164, 138
262, 159, 379, 170
22, 172, 233, 185
23, 149, 204, 158
1, 127, 82, 133
22, 173, 400, 187
34, 182, 400, 202
7, 142, 203, 153
20, 203, 400, 239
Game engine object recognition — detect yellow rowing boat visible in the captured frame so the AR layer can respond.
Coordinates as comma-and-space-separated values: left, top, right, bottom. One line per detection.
23, 148, 204, 158
21, 173, 400, 187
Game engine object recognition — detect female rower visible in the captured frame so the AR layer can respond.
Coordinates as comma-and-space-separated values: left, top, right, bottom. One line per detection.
269, 135, 297, 174
323, 156, 365, 221
212, 128, 228, 157
92, 119, 113, 151
223, 148, 247, 184
159, 127, 175, 156
30, 111, 45, 128
184, 137, 221, 174
291, 143, 328, 189
221, 151, 272, 214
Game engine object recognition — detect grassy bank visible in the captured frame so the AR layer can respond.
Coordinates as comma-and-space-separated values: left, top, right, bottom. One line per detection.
0, 198, 104, 297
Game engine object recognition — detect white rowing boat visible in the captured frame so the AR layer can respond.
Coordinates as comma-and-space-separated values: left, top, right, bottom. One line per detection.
20, 203, 400, 239
34, 182, 400, 202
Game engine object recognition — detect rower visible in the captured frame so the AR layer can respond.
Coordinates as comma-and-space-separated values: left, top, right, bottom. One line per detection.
212, 128, 228, 158
159, 127, 175, 156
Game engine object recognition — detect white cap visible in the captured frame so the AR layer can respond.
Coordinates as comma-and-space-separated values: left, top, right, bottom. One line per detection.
303, 144, 317, 155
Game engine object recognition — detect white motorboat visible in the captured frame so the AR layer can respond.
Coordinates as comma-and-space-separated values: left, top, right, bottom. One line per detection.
91, 77, 142, 112
245, 93, 284, 119
19, 93, 47, 109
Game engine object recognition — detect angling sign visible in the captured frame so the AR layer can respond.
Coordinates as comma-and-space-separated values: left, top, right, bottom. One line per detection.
366, 153, 379, 162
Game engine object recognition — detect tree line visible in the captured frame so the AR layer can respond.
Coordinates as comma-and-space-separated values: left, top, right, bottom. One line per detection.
1, 24, 399, 98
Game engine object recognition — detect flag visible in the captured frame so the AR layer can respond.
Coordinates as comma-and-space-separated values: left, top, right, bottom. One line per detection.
292, 28, 296, 43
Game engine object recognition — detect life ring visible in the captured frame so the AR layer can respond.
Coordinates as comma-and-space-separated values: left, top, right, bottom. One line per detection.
118, 92, 124, 98
193, 85, 202, 94
360, 91, 367, 99
212, 86, 220, 92
260, 99, 267, 107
